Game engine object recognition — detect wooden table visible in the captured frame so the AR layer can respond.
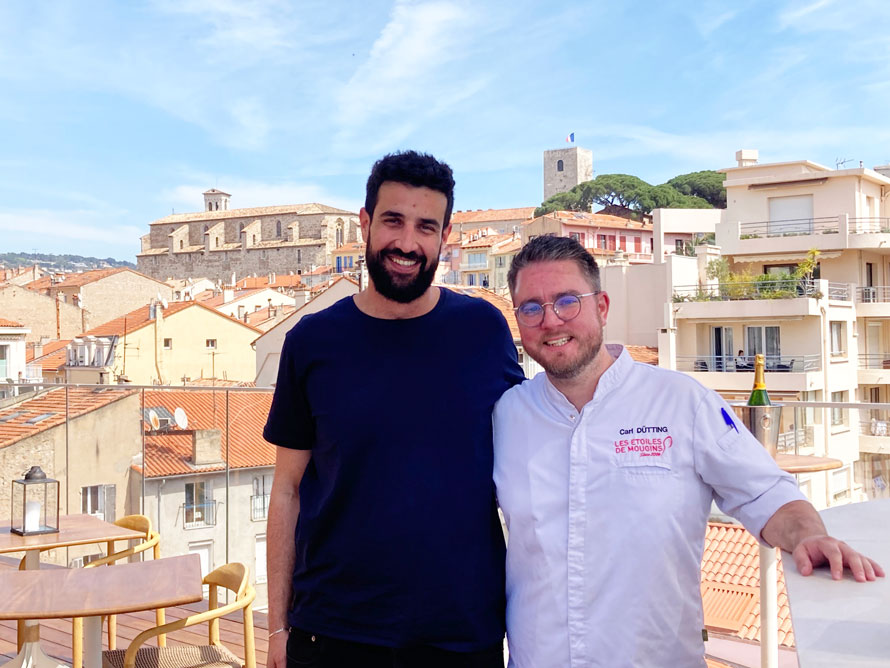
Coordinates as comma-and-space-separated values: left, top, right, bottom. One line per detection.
0, 515, 146, 668
0, 555, 203, 668
783, 499, 890, 667
776, 453, 844, 475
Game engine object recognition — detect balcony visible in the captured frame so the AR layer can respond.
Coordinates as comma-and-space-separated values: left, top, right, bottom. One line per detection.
859, 420, 890, 455
738, 217, 840, 239
250, 493, 270, 521
182, 501, 217, 529
459, 261, 489, 273
677, 355, 822, 393
673, 278, 822, 321
857, 354, 890, 385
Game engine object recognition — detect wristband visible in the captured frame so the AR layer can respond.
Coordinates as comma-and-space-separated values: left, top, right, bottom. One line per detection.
269, 627, 289, 638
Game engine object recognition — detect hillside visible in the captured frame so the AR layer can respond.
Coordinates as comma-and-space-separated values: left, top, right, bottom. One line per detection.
0, 252, 135, 272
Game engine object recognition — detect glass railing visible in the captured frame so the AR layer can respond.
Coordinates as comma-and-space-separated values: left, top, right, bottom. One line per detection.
672, 278, 816, 302
1, 384, 887, 649
738, 216, 840, 238
676, 354, 821, 373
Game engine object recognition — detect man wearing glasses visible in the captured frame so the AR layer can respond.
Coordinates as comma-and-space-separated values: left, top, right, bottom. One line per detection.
493, 235, 882, 668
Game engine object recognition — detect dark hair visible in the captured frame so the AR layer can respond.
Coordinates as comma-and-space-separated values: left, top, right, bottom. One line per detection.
507, 235, 601, 294
364, 151, 455, 227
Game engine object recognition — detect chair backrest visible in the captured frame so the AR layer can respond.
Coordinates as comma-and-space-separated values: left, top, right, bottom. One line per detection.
114, 514, 152, 538
204, 563, 255, 664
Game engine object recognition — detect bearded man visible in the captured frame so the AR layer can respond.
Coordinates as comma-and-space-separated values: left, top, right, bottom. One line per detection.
493, 235, 882, 668
264, 150, 524, 668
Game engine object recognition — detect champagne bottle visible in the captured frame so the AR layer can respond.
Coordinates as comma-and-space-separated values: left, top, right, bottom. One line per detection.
746, 353, 772, 406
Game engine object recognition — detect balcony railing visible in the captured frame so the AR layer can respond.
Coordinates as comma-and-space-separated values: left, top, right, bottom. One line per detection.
827, 282, 851, 300
673, 278, 816, 302
856, 286, 890, 303
858, 354, 890, 369
861, 420, 890, 438
738, 216, 839, 238
459, 262, 489, 272
676, 354, 820, 373
250, 494, 270, 521
183, 501, 217, 529
848, 217, 890, 234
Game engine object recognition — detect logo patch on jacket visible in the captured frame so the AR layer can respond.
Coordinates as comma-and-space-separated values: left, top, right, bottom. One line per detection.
613, 425, 673, 457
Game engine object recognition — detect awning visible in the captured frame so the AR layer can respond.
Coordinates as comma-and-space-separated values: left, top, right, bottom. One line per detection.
732, 251, 842, 264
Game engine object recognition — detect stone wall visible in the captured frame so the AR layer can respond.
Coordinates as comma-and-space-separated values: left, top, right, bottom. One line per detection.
0, 285, 85, 342
81, 271, 174, 330
543, 147, 594, 201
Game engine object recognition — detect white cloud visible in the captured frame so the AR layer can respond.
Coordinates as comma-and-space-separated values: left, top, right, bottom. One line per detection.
334, 0, 489, 147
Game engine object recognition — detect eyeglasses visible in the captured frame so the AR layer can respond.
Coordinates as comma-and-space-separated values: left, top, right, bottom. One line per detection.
514, 292, 600, 327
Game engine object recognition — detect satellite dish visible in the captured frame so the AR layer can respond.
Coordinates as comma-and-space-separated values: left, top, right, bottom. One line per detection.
148, 409, 160, 431
174, 407, 188, 429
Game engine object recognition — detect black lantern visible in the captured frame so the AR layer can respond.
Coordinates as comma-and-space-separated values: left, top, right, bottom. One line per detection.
10, 466, 60, 535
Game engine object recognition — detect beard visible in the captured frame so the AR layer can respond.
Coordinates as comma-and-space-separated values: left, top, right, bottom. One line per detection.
536, 316, 604, 380
365, 236, 440, 304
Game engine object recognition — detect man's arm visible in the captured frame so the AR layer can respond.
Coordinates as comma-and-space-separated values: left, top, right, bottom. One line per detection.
266, 447, 312, 668
761, 499, 885, 582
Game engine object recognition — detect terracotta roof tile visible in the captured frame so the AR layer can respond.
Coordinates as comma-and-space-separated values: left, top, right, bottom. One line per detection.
0, 387, 138, 449
305, 265, 332, 276
444, 287, 519, 340
31, 342, 72, 373
26, 339, 70, 363
527, 211, 648, 230
83, 301, 262, 337
24, 268, 159, 292
451, 207, 535, 224
333, 242, 364, 254
0, 318, 24, 327
702, 522, 794, 647
198, 288, 265, 308
139, 389, 273, 477
461, 233, 514, 249
625, 345, 658, 365
235, 275, 303, 290
491, 238, 522, 254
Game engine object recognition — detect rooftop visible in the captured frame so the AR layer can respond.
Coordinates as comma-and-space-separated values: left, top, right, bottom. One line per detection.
0, 318, 24, 328
528, 210, 648, 230
451, 207, 536, 225
149, 203, 355, 226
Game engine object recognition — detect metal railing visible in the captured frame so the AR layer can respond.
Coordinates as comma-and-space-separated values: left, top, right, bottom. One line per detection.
738, 216, 839, 238
861, 420, 890, 438
676, 354, 820, 373
182, 501, 218, 529
827, 282, 851, 300
848, 217, 890, 234
250, 494, 270, 521
856, 286, 890, 303
673, 278, 816, 302
858, 354, 890, 369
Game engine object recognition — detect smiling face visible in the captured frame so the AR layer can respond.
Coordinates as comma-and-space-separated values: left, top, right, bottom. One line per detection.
361, 181, 450, 304
511, 259, 610, 380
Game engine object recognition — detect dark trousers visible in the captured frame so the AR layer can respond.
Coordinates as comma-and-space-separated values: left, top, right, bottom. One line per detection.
286, 629, 505, 668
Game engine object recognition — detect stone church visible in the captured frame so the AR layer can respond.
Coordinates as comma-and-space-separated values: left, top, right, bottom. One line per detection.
136, 189, 361, 282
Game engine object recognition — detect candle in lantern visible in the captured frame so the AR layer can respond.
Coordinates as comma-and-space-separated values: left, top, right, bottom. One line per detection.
24, 500, 40, 532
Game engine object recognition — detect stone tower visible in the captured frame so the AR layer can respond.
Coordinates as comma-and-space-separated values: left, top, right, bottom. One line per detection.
203, 188, 231, 212
543, 147, 593, 201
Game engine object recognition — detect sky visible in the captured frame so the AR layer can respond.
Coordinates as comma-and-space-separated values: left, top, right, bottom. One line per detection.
1, 0, 890, 262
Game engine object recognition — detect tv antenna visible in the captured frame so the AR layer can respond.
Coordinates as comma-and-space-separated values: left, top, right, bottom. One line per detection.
835, 157, 854, 169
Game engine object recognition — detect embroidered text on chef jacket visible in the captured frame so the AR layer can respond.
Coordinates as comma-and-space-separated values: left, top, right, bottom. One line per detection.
493, 346, 805, 668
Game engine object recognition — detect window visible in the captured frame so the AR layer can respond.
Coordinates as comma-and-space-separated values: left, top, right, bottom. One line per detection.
184, 481, 215, 528
830, 322, 846, 357
768, 195, 814, 234
255, 535, 267, 583
179, 240, 184, 250
276, 220, 282, 237
81, 484, 115, 522
467, 274, 475, 286
215, 237, 220, 248
0, 345, 7, 378
831, 391, 847, 427
557, 159, 564, 172
252, 234, 256, 245
163, 338, 173, 350
675, 239, 685, 253
745, 326, 781, 364
830, 466, 851, 502
569, 232, 581, 243
206, 339, 217, 349
251, 474, 273, 521
496, 256, 505, 268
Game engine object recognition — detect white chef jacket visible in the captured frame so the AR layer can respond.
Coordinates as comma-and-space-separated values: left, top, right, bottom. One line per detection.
493, 345, 805, 668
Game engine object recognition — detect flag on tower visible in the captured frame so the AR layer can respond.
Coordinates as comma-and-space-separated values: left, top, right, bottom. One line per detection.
566, 132, 575, 143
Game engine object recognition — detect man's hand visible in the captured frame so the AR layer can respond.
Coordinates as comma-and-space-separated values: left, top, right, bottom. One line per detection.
792, 534, 885, 582
762, 500, 884, 582
266, 630, 289, 668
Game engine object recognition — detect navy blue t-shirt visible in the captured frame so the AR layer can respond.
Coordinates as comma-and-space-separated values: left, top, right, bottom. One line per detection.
263, 288, 524, 650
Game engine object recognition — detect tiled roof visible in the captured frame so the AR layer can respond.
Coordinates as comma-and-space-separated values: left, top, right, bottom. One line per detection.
139, 389, 274, 477
451, 207, 535, 224
625, 345, 658, 365
461, 233, 513, 249
305, 265, 332, 275
26, 339, 70, 363
203, 188, 231, 196
84, 301, 262, 337
445, 287, 519, 340
149, 203, 355, 225
527, 211, 648, 230
0, 318, 24, 327
25, 268, 124, 292
235, 275, 303, 290
702, 522, 794, 647
0, 387, 137, 449
198, 288, 265, 308
30, 342, 72, 373
491, 238, 522, 254
246, 304, 297, 328
333, 241, 364, 254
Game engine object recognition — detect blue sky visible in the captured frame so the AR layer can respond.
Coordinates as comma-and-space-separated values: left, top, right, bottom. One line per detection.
1, 0, 889, 261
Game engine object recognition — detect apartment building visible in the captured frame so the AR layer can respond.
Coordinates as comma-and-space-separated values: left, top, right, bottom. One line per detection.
198, 287, 296, 322
663, 149, 890, 506
129, 389, 274, 610
459, 232, 515, 288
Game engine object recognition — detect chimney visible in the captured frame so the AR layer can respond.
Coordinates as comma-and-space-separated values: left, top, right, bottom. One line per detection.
223, 287, 234, 303
191, 429, 222, 465
735, 149, 759, 167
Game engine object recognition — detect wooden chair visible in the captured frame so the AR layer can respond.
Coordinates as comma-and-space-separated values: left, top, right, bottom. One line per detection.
71, 515, 163, 668
101, 562, 256, 668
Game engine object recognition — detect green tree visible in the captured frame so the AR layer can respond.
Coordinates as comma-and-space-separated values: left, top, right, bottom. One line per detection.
666, 170, 727, 208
